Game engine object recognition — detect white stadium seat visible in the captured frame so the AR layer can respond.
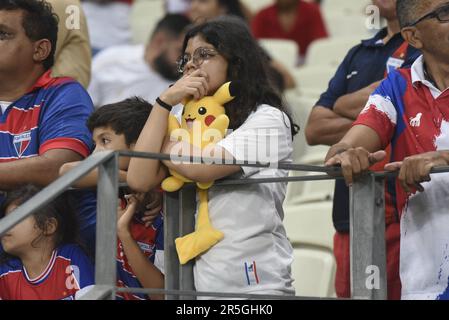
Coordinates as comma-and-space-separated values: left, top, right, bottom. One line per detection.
130, 0, 165, 44
324, 13, 374, 38
291, 65, 337, 98
259, 38, 300, 68
322, 0, 371, 16
283, 201, 336, 297
306, 36, 361, 68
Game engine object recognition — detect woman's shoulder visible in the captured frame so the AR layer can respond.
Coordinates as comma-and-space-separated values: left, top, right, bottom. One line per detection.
245, 104, 292, 128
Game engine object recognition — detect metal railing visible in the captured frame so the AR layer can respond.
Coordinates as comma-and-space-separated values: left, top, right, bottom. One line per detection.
1, 150, 448, 300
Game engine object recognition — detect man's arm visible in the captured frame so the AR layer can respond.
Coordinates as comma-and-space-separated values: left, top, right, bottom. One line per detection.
324, 125, 386, 186
305, 106, 353, 146
333, 81, 381, 120
0, 149, 83, 190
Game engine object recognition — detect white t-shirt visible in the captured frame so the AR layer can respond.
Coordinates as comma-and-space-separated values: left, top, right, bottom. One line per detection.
88, 44, 173, 108
193, 105, 295, 298
82, 1, 132, 50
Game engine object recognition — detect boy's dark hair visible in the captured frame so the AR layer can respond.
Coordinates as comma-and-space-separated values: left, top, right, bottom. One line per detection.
0, 184, 80, 265
87, 97, 153, 146
0, 0, 59, 70
150, 13, 191, 41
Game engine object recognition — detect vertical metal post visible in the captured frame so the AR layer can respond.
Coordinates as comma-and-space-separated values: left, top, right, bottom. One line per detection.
164, 186, 196, 300
95, 152, 118, 300
350, 174, 387, 300
164, 191, 180, 300
178, 186, 196, 299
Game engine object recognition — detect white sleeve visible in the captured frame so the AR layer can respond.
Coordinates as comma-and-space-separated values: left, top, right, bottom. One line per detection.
154, 250, 164, 275
217, 106, 293, 177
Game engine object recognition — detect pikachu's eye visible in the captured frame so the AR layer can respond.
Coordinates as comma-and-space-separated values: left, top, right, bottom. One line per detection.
198, 107, 207, 115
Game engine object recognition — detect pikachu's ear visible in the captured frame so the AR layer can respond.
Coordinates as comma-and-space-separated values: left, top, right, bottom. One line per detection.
182, 98, 189, 106
213, 81, 237, 105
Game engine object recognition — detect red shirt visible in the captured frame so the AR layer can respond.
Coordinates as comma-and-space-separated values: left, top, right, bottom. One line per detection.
251, 1, 328, 56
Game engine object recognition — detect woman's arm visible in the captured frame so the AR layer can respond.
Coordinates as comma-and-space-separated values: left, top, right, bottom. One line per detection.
127, 69, 212, 192
161, 138, 241, 183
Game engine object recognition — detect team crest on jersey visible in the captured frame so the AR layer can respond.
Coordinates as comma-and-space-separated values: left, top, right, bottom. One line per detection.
13, 131, 31, 157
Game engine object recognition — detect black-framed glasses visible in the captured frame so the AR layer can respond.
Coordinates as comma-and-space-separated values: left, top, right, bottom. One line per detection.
176, 47, 219, 74
406, 2, 449, 27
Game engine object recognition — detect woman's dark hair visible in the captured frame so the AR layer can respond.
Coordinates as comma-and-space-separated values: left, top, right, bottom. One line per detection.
182, 17, 299, 137
0, 184, 80, 265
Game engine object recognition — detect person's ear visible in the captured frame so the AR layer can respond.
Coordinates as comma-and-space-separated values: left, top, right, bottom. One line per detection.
151, 32, 168, 50
44, 217, 58, 236
33, 39, 52, 65
401, 27, 423, 49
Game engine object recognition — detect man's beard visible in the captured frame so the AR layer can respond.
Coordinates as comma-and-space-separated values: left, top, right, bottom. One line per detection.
153, 52, 180, 81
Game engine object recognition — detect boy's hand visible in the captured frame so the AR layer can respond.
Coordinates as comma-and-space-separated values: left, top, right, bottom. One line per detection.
117, 195, 138, 238
59, 161, 81, 177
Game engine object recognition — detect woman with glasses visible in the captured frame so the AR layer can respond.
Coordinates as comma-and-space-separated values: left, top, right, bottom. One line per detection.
127, 16, 299, 298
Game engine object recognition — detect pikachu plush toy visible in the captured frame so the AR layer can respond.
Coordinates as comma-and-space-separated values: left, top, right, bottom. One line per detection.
162, 81, 237, 264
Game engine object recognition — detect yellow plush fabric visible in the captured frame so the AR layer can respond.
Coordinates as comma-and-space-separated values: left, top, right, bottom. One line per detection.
162, 82, 235, 264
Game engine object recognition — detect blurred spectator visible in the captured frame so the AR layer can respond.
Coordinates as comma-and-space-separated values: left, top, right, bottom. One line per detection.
305, 0, 420, 299
165, 0, 190, 14
88, 14, 191, 108
252, 0, 328, 61
188, 0, 247, 23
81, 0, 133, 55
49, 0, 92, 88
181, 0, 295, 89
0, 0, 96, 253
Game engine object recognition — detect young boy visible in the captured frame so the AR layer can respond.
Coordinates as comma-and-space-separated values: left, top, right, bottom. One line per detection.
59, 97, 165, 300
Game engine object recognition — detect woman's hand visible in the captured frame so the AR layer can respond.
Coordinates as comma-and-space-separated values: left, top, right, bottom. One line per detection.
159, 69, 209, 106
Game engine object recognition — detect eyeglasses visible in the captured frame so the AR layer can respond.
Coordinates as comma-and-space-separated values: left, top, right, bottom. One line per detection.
176, 47, 219, 74
406, 2, 449, 27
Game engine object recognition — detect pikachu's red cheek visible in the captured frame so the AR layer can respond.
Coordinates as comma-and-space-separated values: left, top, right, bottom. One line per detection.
205, 115, 215, 126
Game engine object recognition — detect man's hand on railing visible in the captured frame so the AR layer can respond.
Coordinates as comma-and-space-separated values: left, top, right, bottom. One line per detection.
325, 144, 386, 186
384, 151, 449, 193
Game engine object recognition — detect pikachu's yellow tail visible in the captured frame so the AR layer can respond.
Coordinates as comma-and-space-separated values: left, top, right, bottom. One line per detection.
175, 189, 224, 264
